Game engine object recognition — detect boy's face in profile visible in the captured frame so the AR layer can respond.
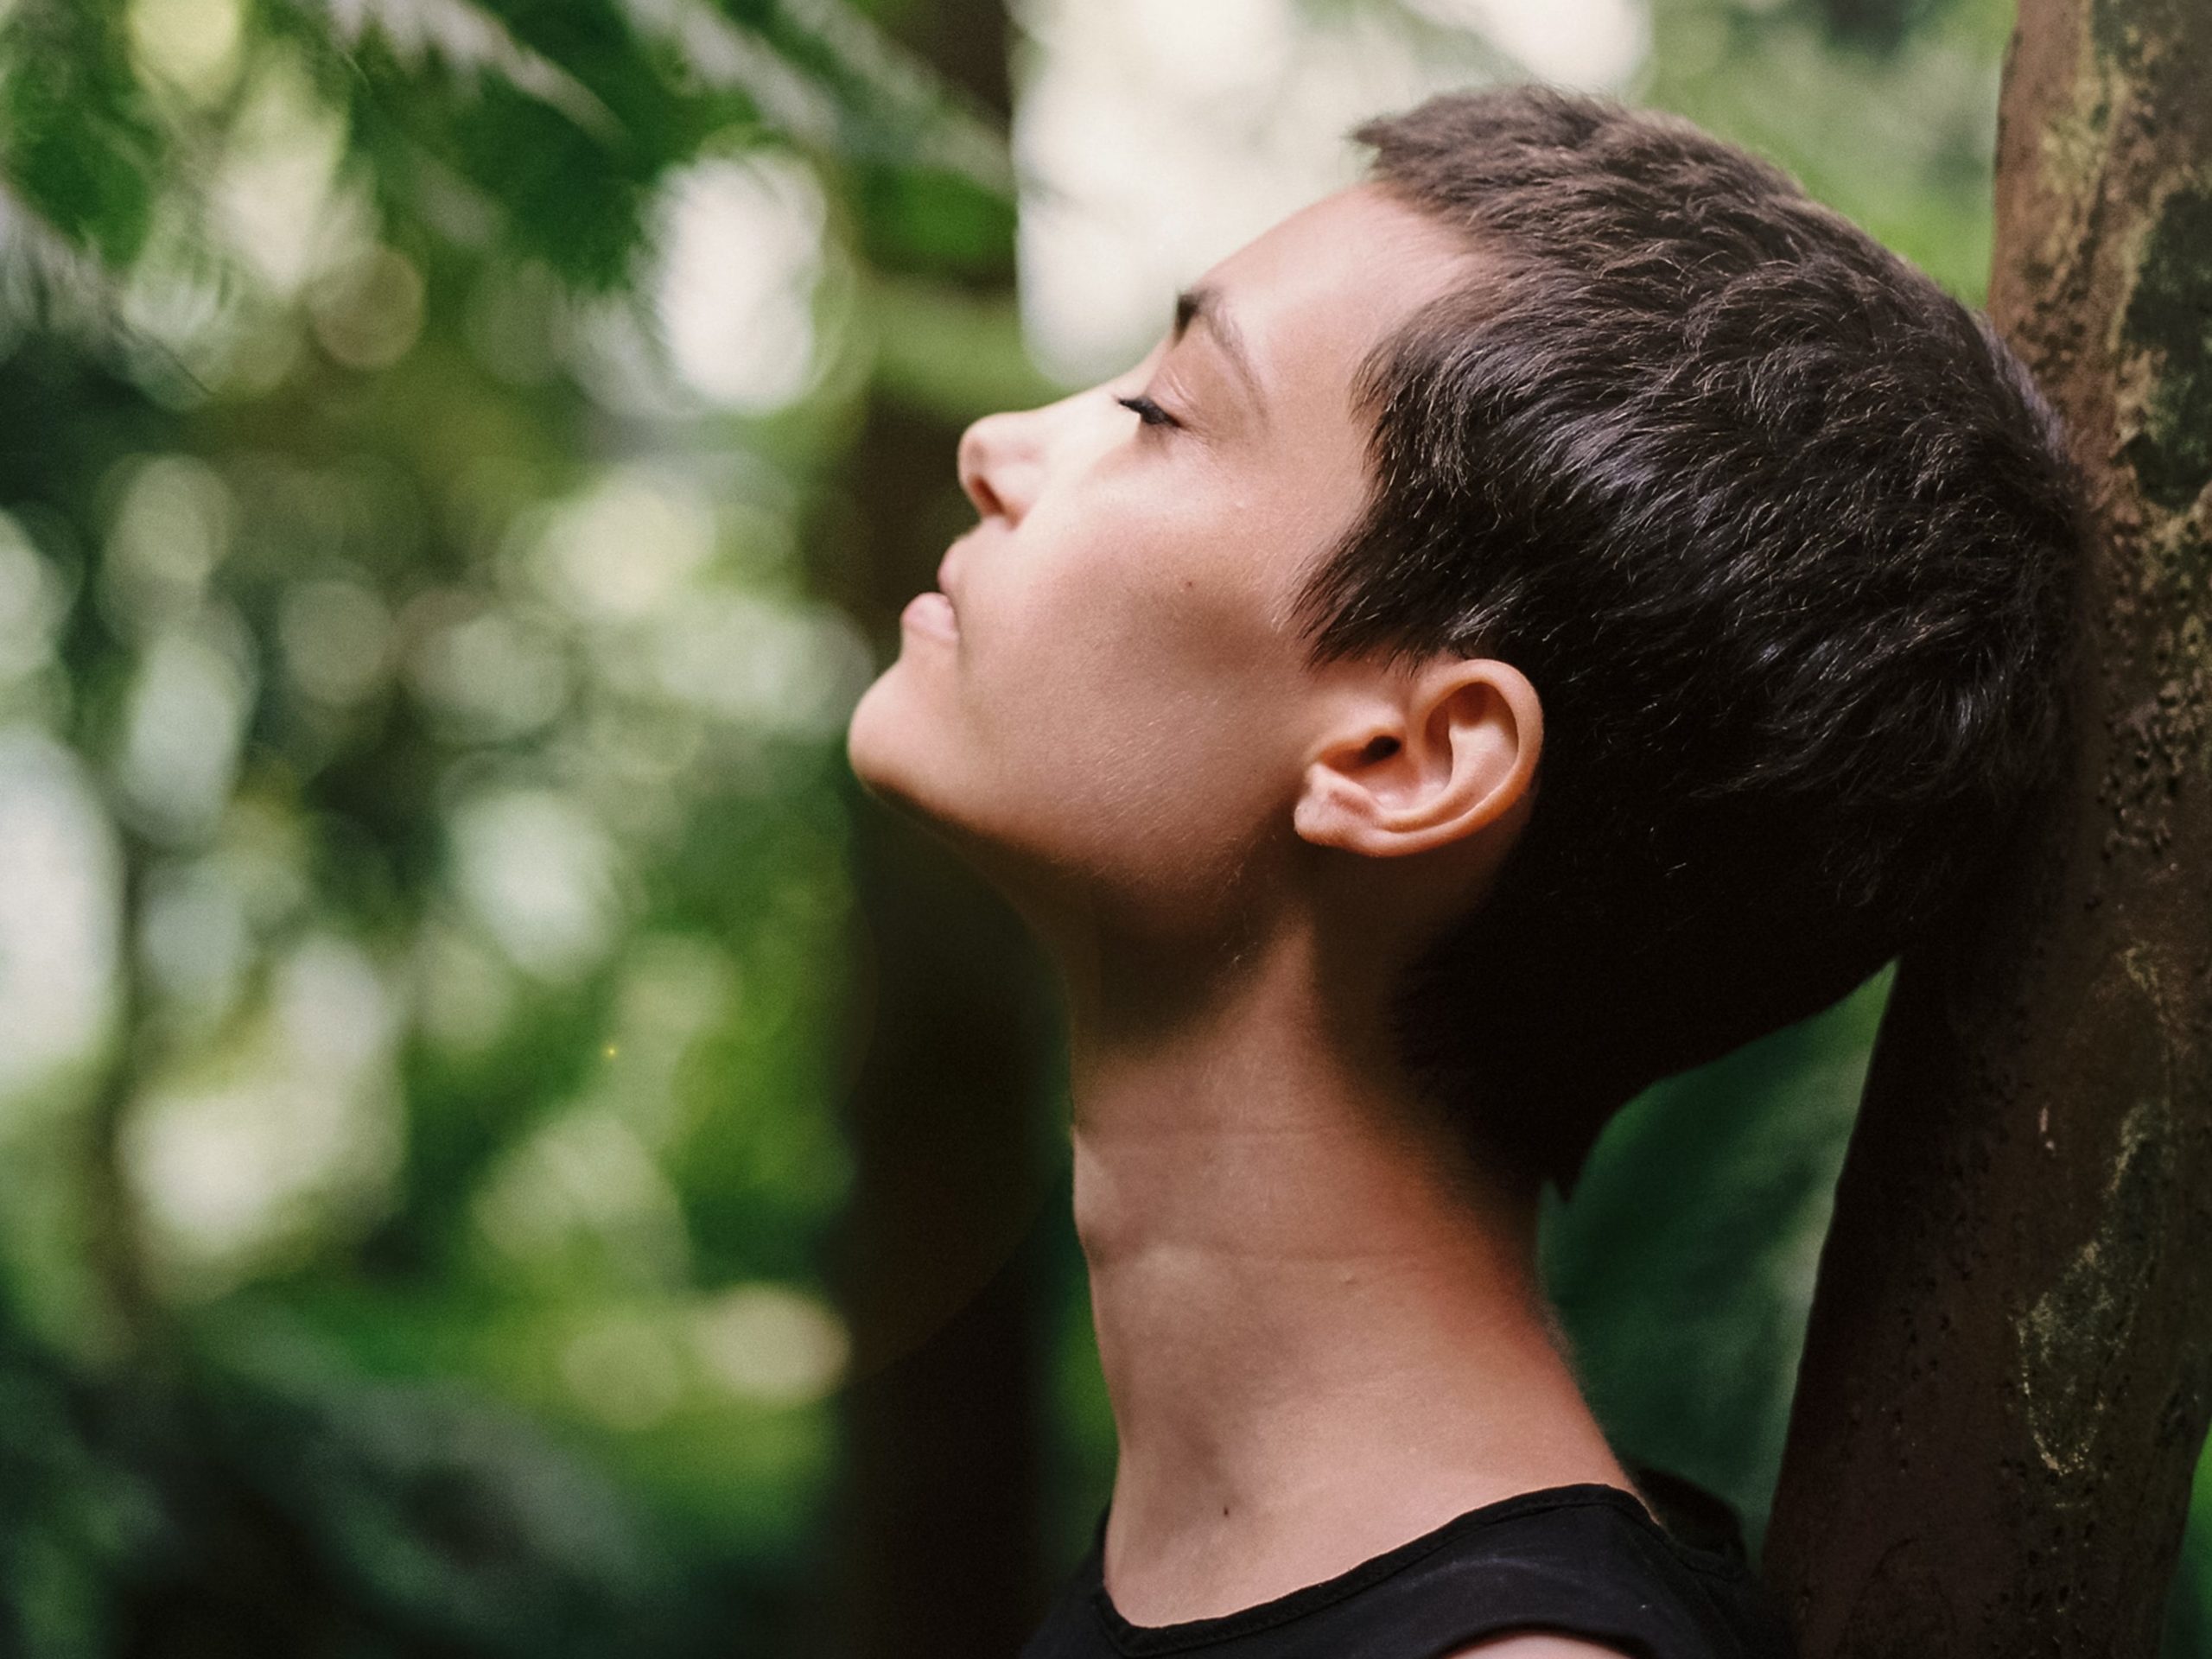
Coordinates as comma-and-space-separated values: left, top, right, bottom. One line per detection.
846, 183, 1478, 932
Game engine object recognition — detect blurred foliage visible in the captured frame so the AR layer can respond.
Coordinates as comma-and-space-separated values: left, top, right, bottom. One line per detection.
0, 0, 1020, 1650
1, 0, 2206, 1655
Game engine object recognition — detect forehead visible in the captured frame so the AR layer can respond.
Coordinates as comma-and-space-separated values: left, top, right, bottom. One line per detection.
1199, 182, 1478, 406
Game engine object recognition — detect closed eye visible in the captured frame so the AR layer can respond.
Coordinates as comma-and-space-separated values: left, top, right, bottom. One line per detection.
1117, 392, 1179, 430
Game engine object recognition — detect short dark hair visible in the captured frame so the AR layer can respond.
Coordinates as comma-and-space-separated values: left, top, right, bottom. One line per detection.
1294, 86, 2083, 1192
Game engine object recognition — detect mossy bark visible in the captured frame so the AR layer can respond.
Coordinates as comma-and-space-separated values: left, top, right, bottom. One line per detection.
1764, 1, 2212, 1653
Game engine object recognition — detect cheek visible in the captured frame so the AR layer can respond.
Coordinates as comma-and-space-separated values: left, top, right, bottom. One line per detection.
851, 448, 1341, 926
963, 520, 1304, 876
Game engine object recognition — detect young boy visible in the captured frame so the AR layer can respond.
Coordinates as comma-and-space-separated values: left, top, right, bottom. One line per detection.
845, 86, 2079, 1659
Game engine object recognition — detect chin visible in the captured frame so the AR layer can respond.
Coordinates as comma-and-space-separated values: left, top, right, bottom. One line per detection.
848, 673, 965, 828
846, 675, 916, 798
844, 684, 1050, 908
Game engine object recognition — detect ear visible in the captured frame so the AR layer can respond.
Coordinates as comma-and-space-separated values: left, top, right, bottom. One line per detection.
1293, 656, 1541, 859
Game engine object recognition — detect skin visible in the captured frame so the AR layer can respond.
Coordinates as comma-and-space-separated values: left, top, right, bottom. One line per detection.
847, 182, 1643, 1658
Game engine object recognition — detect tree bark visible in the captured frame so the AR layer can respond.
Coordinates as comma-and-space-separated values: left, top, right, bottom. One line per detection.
1764, 2, 2212, 1654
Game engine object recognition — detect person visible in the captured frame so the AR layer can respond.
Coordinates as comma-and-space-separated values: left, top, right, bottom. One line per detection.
843, 84, 2080, 1659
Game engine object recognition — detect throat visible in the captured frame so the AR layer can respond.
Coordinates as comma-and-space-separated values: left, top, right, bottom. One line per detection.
1071, 1097, 1630, 1627
1058, 922, 1630, 1627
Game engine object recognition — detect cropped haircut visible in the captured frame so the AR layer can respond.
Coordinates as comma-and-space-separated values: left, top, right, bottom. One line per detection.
1293, 86, 2083, 1193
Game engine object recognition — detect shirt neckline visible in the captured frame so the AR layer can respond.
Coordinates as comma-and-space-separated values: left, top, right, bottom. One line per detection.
1085, 1481, 1681, 1653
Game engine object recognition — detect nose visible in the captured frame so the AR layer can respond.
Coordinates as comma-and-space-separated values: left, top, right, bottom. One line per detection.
957, 407, 1043, 526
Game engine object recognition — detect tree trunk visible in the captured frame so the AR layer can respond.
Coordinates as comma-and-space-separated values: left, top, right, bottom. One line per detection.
823, 3, 1064, 1655
1764, 2, 2212, 1654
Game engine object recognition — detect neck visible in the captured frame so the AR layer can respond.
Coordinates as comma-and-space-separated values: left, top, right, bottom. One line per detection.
1059, 922, 1632, 1626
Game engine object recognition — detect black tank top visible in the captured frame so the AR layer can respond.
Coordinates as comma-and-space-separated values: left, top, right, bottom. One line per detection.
1019, 1477, 1793, 1659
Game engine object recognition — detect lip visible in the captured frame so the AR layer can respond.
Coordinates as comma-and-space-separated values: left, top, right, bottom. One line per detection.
934, 543, 966, 601
900, 590, 958, 643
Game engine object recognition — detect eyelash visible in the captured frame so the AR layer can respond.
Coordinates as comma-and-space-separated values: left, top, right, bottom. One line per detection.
1116, 393, 1179, 430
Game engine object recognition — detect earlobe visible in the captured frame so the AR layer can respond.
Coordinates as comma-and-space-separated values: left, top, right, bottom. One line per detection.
1293, 658, 1541, 859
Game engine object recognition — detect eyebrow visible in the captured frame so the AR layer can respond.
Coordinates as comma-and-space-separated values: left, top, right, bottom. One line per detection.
1173, 283, 1264, 417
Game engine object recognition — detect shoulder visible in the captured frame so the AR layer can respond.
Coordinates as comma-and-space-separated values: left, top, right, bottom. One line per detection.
1442, 1637, 1639, 1659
